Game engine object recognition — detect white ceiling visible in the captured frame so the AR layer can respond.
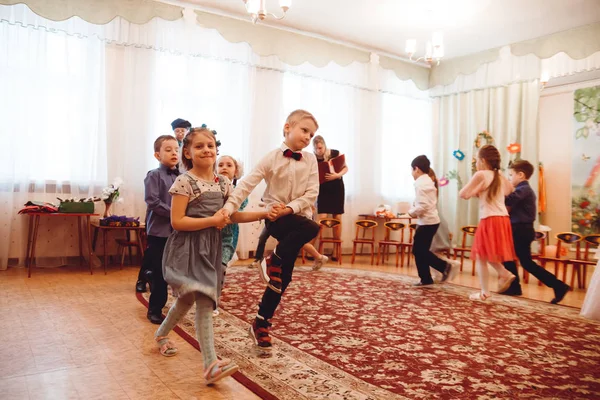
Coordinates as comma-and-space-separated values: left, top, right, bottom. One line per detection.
180, 0, 600, 59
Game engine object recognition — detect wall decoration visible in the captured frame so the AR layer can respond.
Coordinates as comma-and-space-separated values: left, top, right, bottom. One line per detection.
446, 170, 463, 190
507, 143, 521, 154
472, 130, 495, 173
572, 85, 600, 235
438, 177, 449, 187
452, 150, 465, 161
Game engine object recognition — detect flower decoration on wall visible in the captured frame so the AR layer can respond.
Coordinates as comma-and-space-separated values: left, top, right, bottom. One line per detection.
473, 130, 494, 149
472, 130, 495, 173
438, 177, 449, 187
452, 150, 465, 161
446, 170, 463, 190
507, 143, 521, 154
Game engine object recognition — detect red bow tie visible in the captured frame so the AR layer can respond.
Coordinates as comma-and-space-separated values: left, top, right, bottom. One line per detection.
283, 149, 302, 161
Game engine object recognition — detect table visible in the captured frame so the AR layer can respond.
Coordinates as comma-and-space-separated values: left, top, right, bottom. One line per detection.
90, 221, 146, 275
23, 213, 97, 278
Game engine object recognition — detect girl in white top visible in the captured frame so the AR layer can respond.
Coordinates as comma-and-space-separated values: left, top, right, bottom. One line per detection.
459, 145, 517, 300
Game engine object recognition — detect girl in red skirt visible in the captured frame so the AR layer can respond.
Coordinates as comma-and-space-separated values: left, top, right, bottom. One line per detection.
459, 145, 517, 300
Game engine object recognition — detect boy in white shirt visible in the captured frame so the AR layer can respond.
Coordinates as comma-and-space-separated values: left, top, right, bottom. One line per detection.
408, 155, 459, 286
222, 109, 320, 350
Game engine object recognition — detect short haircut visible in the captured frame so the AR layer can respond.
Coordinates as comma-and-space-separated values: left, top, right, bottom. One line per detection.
284, 109, 319, 136
154, 135, 178, 153
411, 155, 431, 174
510, 159, 534, 179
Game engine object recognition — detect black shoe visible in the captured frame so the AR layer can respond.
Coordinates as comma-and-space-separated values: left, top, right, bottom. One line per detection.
413, 281, 434, 287
136, 280, 147, 293
551, 283, 570, 304
147, 312, 164, 325
501, 288, 523, 296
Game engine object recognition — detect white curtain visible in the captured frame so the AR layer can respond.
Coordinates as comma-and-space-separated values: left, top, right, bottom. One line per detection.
0, 9, 106, 269
0, 3, 433, 268
432, 81, 540, 242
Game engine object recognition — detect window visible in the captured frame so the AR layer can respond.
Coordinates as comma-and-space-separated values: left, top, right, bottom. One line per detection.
0, 23, 106, 184
380, 93, 433, 200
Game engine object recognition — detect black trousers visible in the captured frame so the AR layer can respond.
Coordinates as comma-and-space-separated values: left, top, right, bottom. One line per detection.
144, 236, 169, 315
412, 224, 447, 284
503, 223, 562, 292
258, 214, 319, 320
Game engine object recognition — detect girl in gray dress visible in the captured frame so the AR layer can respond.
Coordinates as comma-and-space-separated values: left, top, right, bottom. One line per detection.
153, 127, 238, 385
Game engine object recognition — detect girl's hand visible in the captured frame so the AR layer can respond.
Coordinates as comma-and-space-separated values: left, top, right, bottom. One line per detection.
213, 210, 229, 229
325, 172, 340, 181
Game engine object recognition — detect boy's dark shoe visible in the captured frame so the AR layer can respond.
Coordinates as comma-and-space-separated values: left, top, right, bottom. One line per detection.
249, 317, 272, 350
551, 282, 570, 304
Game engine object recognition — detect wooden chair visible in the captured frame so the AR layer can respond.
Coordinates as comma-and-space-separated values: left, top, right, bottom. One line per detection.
523, 230, 547, 284
351, 220, 378, 264
376, 222, 405, 267
539, 232, 582, 288
401, 223, 417, 267
318, 218, 343, 265
115, 238, 144, 269
452, 225, 477, 275
571, 234, 600, 289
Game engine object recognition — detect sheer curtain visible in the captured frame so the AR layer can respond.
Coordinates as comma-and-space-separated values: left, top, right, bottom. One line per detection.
0, 11, 106, 269
432, 81, 540, 242
0, 3, 434, 267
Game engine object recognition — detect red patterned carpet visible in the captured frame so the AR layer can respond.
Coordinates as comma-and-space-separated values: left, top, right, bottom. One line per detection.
142, 266, 600, 399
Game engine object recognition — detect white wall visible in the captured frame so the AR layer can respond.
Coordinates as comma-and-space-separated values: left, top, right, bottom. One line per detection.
538, 78, 600, 235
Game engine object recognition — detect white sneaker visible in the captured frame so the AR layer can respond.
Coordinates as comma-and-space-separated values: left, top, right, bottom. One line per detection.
258, 257, 270, 284
312, 255, 329, 271
248, 260, 260, 269
213, 309, 220, 317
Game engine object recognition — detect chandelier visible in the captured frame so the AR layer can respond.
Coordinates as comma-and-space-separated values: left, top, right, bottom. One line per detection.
405, 32, 444, 66
242, 0, 292, 24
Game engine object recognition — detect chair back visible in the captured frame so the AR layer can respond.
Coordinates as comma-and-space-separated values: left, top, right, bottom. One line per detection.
554, 232, 583, 258
533, 231, 546, 256
318, 218, 342, 241
461, 225, 477, 247
355, 219, 378, 241
580, 234, 600, 261
402, 223, 418, 243
384, 221, 405, 241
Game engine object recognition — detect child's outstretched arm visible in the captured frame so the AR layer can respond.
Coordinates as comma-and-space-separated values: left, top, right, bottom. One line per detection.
171, 194, 228, 231
230, 210, 268, 223
459, 171, 487, 200
222, 155, 268, 216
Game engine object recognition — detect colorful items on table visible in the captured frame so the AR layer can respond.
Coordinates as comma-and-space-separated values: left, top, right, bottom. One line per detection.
99, 215, 140, 227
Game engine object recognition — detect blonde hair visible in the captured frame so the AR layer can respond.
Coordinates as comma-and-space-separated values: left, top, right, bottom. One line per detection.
216, 155, 244, 181
312, 135, 331, 161
283, 109, 319, 136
